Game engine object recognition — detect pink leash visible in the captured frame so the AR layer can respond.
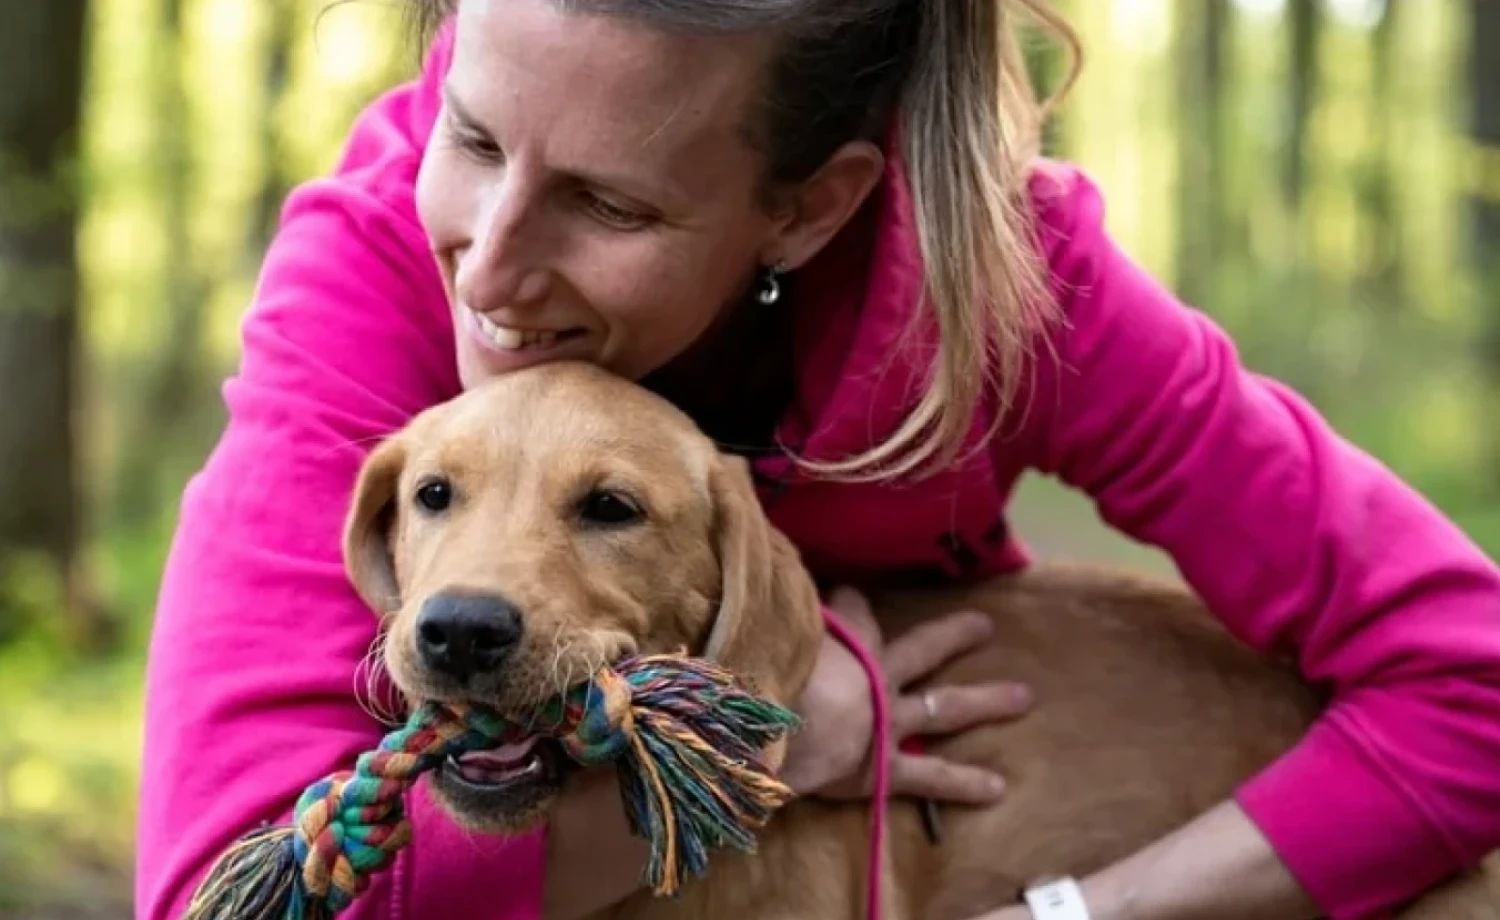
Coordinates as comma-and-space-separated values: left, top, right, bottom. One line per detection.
821, 606, 891, 920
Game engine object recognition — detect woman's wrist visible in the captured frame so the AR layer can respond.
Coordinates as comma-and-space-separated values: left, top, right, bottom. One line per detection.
1076, 872, 1137, 920
1006, 877, 1119, 920
1037, 801, 1316, 920
982, 876, 1128, 920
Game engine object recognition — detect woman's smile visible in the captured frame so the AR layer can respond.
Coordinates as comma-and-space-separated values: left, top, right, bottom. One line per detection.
463, 307, 596, 373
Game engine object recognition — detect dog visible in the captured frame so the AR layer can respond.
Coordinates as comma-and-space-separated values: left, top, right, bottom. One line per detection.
342, 360, 1499, 920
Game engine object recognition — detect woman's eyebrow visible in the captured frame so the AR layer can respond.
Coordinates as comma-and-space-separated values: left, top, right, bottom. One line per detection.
442, 83, 493, 136
440, 82, 688, 207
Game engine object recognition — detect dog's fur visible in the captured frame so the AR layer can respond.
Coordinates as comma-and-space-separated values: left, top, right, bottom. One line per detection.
343, 361, 1498, 920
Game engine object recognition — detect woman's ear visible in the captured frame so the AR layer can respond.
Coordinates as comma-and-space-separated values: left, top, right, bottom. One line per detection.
703, 453, 823, 710
341, 435, 408, 616
763, 139, 886, 270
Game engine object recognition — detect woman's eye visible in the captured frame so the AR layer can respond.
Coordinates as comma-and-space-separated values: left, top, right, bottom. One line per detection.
444, 114, 503, 164
581, 192, 653, 231
458, 131, 503, 163
415, 478, 454, 513
578, 489, 644, 527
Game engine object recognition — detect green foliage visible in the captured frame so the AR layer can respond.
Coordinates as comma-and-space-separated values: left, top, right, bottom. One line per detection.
0, 552, 69, 647
0, 624, 142, 916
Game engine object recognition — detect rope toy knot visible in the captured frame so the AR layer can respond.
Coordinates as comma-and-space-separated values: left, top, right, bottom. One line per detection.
183, 654, 799, 920
290, 769, 407, 912
282, 703, 507, 914
557, 666, 636, 764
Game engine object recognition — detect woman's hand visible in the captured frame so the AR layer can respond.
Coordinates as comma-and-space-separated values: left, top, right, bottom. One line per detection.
779, 586, 1033, 803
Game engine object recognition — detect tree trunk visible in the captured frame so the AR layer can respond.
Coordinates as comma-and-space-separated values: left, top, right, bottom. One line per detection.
1362, 0, 1400, 302
1283, 0, 1321, 210
113, 0, 208, 528
251, 0, 297, 260
0, 1, 95, 646
1472, 0, 1500, 263
1472, 0, 1500, 480
1174, 0, 1229, 306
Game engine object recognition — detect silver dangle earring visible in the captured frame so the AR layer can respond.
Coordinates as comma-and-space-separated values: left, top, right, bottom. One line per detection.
755, 260, 788, 306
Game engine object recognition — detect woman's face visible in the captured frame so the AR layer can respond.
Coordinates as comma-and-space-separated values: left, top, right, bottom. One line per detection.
417, 0, 791, 388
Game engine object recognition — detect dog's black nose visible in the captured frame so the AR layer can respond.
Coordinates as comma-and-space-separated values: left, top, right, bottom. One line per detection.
416, 591, 524, 682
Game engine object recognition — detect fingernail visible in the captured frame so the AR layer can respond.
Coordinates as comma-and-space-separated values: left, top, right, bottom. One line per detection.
1011, 684, 1033, 709
987, 774, 1007, 796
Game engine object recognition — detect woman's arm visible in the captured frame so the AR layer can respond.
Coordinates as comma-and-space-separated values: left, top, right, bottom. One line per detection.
1008, 163, 1500, 919
1077, 801, 1319, 920
982, 801, 1318, 920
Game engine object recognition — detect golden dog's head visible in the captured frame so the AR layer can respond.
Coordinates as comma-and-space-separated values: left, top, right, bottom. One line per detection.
341, 361, 822, 831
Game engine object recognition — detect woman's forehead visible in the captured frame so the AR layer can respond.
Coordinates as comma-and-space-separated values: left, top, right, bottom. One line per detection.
451, 0, 769, 196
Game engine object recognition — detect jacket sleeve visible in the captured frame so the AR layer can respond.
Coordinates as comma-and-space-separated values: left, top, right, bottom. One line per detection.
134, 24, 549, 920
1015, 164, 1500, 919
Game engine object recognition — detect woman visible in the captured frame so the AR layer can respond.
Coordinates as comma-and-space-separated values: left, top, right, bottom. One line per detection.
136, 2, 1500, 919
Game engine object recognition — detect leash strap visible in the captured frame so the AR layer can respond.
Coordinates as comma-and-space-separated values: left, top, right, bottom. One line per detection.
821, 605, 890, 920
1023, 877, 1092, 920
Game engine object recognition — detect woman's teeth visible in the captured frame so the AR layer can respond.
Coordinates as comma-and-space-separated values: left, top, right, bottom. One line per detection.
475, 312, 564, 351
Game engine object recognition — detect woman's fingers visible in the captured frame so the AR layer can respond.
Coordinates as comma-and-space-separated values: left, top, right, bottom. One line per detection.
890, 753, 1007, 804
893, 681, 1033, 738
882, 609, 994, 687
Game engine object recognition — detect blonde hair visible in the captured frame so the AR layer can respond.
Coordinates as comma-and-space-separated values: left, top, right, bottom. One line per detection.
410, 0, 1082, 481
811, 0, 1081, 481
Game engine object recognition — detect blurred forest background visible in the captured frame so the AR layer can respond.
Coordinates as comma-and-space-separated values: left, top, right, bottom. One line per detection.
0, 0, 1495, 916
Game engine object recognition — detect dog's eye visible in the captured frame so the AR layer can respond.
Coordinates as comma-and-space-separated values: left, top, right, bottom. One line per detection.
414, 477, 453, 513
578, 489, 643, 527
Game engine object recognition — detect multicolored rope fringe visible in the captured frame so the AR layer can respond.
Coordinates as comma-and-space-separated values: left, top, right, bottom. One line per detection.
182, 653, 800, 920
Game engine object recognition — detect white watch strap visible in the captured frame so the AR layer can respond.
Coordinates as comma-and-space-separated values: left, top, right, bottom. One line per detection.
1023, 877, 1092, 920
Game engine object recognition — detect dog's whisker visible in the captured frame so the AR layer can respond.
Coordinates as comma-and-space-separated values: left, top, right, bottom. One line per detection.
535, 634, 607, 732
580, 634, 607, 683
354, 628, 404, 727
548, 637, 575, 733
377, 658, 409, 725
311, 431, 400, 465
371, 632, 405, 724
547, 623, 568, 693
534, 629, 593, 735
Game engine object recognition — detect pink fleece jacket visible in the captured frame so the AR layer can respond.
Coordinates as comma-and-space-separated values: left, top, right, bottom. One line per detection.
136, 23, 1500, 920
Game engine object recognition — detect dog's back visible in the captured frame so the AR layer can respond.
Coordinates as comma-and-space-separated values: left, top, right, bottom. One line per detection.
605, 564, 1498, 920
873, 564, 1321, 917
877, 566, 1498, 919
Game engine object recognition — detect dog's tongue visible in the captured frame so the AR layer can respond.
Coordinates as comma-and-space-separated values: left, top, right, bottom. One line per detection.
454, 736, 541, 783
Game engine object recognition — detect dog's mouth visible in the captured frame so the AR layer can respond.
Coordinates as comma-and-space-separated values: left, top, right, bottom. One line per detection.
432, 734, 575, 828
445, 736, 556, 788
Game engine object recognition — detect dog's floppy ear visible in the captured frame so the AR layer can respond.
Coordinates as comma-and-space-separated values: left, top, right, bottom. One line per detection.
342, 434, 408, 616
703, 453, 822, 708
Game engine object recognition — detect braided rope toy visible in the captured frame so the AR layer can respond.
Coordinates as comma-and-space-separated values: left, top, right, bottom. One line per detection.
182, 653, 800, 920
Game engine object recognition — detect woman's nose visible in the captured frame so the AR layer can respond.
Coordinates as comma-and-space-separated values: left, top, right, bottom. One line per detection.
455, 184, 553, 312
